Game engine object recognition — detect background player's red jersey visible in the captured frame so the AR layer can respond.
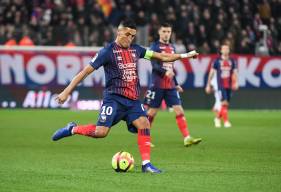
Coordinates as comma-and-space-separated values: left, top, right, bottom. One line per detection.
149, 41, 177, 89
213, 57, 237, 89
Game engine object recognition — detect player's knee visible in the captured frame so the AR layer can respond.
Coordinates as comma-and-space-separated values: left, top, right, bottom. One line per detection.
222, 101, 229, 106
141, 118, 150, 129
173, 105, 184, 116
134, 117, 150, 129
95, 126, 110, 138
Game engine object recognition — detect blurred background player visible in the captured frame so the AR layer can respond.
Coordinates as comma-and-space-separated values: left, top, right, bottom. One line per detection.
51, 19, 199, 173
205, 42, 238, 128
144, 23, 202, 147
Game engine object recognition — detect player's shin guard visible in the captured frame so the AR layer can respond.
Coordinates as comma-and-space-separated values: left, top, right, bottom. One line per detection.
220, 104, 229, 122
138, 128, 151, 161
72, 124, 96, 137
176, 114, 190, 138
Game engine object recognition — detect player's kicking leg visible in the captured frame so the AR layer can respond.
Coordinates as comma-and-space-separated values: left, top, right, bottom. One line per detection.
52, 122, 77, 141
52, 123, 108, 141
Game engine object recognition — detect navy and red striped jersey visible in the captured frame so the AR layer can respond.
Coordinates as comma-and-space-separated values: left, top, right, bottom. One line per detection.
149, 41, 177, 89
90, 42, 146, 100
213, 57, 237, 89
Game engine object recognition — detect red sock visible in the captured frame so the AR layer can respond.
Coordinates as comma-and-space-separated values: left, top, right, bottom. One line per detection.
138, 129, 150, 161
147, 115, 154, 127
73, 124, 96, 137
220, 104, 229, 122
176, 114, 190, 138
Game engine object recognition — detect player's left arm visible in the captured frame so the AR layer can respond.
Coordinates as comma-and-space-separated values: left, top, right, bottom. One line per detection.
231, 59, 239, 91
205, 68, 216, 94
232, 69, 239, 90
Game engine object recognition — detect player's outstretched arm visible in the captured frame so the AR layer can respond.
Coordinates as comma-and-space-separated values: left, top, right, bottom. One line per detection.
151, 50, 199, 62
56, 64, 95, 104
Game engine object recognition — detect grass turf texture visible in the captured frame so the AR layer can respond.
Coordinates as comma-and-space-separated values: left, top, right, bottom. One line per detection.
0, 109, 281, 192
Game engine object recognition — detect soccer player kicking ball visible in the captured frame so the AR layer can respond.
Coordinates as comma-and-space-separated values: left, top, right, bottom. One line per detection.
205, 42, 238, 128
143, 23, 202, 147
52, 19, 199, 173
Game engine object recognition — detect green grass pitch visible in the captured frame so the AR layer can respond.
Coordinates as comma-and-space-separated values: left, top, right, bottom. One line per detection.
0, 109, 281, 192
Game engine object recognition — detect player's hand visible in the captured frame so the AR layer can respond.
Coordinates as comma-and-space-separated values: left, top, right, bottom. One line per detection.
205, 85, 212, 94
187, 50, 199, 59
176, 85, 184, 93
165, 70, 175, 79
180, 50, 199, 59
55, 91, 69, 104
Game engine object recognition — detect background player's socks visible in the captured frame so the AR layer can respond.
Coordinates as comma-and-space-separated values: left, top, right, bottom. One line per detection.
220, 104, 229, 123
176, 114, 190, 138
72, 124, 96, 137
138, 128, 151, 161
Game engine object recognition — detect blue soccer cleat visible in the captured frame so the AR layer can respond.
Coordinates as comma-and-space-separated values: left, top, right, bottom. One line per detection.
142, 163, 162, 173
52, 122, 77, 141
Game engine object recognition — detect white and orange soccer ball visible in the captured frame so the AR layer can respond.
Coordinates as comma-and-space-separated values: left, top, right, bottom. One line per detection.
112, 151, 134, 172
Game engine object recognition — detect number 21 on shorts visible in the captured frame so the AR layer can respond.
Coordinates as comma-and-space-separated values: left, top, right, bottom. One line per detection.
146, 90, 155, 100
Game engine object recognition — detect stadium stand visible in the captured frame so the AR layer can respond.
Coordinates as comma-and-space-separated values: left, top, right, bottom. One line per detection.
0, 0, 280, 55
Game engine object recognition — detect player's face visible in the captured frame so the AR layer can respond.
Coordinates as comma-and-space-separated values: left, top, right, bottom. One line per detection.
158, 27, 172, 43
117, 27, 136, 48
221, 45, 230, 56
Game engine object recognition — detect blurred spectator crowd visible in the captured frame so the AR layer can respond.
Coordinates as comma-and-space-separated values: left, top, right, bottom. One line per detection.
0, 0, 280, 55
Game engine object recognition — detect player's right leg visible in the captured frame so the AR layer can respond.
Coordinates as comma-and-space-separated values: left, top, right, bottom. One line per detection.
172, 105, 202, 147
219, 89, 232, 128
165, 89, 202, 147
146, 108, 158, 125
132, 116, 162, 173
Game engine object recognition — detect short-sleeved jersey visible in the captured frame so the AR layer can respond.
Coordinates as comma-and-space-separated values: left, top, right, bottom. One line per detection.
90, 42, 146, 100
213, 57, 237, 89
149, 41, 177, 89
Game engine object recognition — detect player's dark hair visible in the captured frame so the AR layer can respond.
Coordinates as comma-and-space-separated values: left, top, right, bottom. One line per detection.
119, 19, 137, 30
160, 22, 172, 28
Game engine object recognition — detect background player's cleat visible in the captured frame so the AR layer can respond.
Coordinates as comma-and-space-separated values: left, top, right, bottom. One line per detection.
52, 122, 77, 141
184, 136, 202, 147
142, 163, 162, 173
224, 121, 232, 128
214, 117, 221, 128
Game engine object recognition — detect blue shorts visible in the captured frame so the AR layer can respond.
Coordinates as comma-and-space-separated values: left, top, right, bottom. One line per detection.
96, 94, 146, 133
143, 88, 181, 108
219, 88, 232, 102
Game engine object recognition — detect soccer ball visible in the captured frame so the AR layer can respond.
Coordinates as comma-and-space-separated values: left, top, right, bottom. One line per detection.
112, 151, 134, 172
